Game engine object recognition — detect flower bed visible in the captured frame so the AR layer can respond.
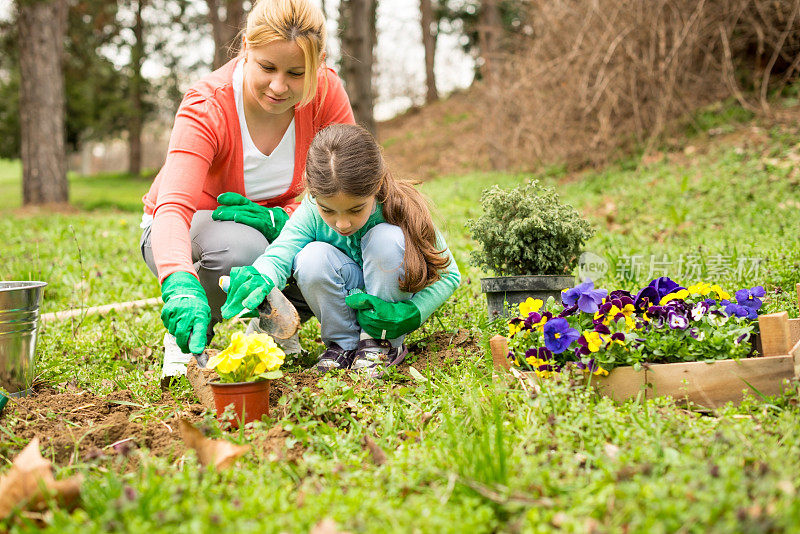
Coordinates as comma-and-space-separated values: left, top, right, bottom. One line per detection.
490, 277, 800, 408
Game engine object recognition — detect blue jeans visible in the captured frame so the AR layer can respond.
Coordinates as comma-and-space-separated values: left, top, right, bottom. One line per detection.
293, 223, 412, 350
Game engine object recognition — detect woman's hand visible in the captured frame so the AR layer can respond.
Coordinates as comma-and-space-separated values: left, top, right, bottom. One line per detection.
221, 266, 275, 319
160, 272, 211, 354
212, 192, 289, 241
345, 292, 422, 340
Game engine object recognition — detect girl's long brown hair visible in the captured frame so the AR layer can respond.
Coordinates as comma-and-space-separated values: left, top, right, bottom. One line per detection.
305, 124, 451, 293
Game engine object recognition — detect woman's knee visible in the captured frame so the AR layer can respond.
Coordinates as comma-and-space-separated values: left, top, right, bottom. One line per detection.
190, 211, 268, 272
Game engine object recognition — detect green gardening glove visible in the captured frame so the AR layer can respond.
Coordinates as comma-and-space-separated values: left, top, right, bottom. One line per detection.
212, 192, 290, 242
345, 292, 422, 340
221, 266, 275, 319
160, 271, 211, 354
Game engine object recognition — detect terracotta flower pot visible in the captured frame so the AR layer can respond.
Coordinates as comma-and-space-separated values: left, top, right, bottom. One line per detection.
210, 380, 270, 427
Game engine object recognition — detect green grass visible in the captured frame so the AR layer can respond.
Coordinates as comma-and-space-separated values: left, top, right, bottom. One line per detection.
0, 160, 153, 212
3, 109, 800, 532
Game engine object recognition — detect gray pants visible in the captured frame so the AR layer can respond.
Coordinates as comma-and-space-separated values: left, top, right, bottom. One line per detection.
140, 210, 311, 328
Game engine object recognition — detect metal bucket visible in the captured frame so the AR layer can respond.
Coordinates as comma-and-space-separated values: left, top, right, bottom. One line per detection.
0, 281, 47, 397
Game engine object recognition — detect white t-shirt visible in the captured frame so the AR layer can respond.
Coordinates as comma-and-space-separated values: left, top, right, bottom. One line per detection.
233, 58, 295, 201
141, 60, 296, 229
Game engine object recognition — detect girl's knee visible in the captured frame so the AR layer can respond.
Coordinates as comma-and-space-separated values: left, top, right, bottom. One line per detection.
362, 223, 405, 262
294, 242, 363, 291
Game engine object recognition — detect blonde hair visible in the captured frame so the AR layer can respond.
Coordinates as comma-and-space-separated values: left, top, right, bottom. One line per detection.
240, 0, 327, 107
305, 124, 451, 293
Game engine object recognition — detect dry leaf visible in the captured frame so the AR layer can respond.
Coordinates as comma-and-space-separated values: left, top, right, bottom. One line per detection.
0, 438, 83, 519
178, 419, 250, 470
362, 435, 387, 466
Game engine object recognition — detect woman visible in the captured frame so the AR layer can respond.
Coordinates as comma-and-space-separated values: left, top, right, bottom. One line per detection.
140, 0, 354, 384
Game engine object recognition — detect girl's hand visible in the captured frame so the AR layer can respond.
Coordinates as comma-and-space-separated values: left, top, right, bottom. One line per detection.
345, 293, 422, 340
212, 192, 290, 242
160, 272, 211, 354
221, 266, 275, 319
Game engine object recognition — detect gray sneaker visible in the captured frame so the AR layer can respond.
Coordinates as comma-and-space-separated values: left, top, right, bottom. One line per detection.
351, 338, 408, 378
315, 343, 356, 374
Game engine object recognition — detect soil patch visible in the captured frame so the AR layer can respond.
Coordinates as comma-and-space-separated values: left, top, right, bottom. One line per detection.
2, 388, 204, 467
253, 424, 305, 462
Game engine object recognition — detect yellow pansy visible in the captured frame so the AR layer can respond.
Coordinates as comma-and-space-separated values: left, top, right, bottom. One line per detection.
593, 366, 609, 376
583, 331, 605, 353
710, 284, 730, 300
519, 297, 543, 317
508, 322, 523, 337
687, 282, 712, 296
624, 315, 636, 331
659, 289, 689, 305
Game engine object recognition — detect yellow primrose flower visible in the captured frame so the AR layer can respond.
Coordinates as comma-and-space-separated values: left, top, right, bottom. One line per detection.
519, 297, 543, 317
207, 332, 248, 373
660, 289, 689, 305
710, 284, 730, 300
687, 282, 712, 296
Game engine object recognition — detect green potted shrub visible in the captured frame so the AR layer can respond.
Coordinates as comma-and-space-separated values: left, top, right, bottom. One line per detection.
467, 180, 594, 316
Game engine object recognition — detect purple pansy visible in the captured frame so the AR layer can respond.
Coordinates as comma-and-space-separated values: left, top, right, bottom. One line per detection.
668, 311, 689, 330
524, 311, 553, 330
525, 346, 553, 361
634, 277, 686, 311
688, 327, 705, 340
735, 286, 765, 313
575, 358, 601, 373
562, 279, 608, 314
543, 317, 580, 354
724, 302, 756, 319
690, 302, 709, 321
559, 304, 579, 318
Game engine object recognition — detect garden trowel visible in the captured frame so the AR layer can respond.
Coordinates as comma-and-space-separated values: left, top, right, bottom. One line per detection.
218, 276, 300, 340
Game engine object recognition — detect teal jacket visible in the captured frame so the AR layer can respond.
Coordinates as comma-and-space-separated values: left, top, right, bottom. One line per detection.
252, 195, 461, 322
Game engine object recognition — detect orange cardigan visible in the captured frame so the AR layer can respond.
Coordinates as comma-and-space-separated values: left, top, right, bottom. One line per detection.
142, 59, 355, 283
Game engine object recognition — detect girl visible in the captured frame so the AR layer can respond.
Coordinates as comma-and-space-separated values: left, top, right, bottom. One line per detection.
221, 124, 461, 376
139, 0, 354, 384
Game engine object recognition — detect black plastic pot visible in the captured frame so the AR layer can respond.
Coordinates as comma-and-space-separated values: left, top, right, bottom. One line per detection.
481, 275, 575, 317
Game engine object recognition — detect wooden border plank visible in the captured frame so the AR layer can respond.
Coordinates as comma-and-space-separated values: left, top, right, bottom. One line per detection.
758, 312, 790, 357
591, 366, 647, 402
645, 355, 793, 409
489, 335, 510, 370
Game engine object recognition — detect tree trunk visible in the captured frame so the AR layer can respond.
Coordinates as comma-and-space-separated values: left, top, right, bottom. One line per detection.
18, 0, 68, 205
478, 0, 502, 85
128, 0, 145, 177
339, 0, 377, 134
420, 0, 438, 103
207, 0, 246, 70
